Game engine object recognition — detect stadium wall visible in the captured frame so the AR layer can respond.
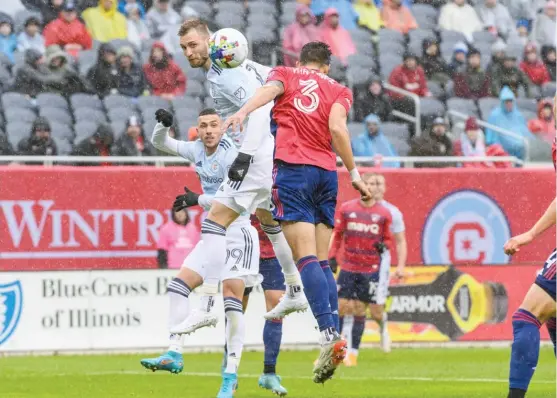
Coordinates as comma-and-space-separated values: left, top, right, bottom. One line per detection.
0, 265, 549, 353
0, 166, 554, 270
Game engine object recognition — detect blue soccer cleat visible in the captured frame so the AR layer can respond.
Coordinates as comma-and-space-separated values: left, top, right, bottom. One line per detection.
258, 373, 288, 396
217, 372, 238, 398
140, 351, 184, 374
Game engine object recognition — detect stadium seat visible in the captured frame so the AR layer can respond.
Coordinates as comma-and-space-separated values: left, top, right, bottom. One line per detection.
107, 107, 137, 123
74, 108, 108, 124
347, 54, 376, 70
36, 93, 69, 110
446, 98, 478, 115
506, 43, 525, 60
347, 65, 374, 86
439, 30, 467, 45
109, 39, 140, 56
52, 137, 73, 155
2, 92, 34, 110
111, 120, 127, 137
14, 10, 43, 33
245, 26, 276, 44
390, 136, 411, 156
103, 94, 134, 110
215, 12, 245, 30
248, 1, 277, 16
427, 81, 444, 98
70, 93, 103, 111
6, 122, 32, 145
379, 54, 402, 79
472, 30, 497, 44
78, 49, 97, 75
349, 28, 373, 43
377, 29, 405, 45
172, 96, 203, 114
347, 122, 365, 138
478, 97, 500, 119
137, 96, 170, 111
521, 110, 537, 121
408, 29, 436, 47
6, 108, 37, 124
328, 56, 347, 83
377, 40, 405, 58
528, 136, 552, 162
39, 107, 73, 127
515, 98, 538, 114
542, 82, 556, 98
247, 13, 278, 30
419, 98, 445, 118
142, 119, 157, 137
74, 120, 100, 141
50, 122, 75, 142
218, 1, 246, 15
186, 80, 205, 98
186, 1, 213, 19
381, 122, 410, 141
354, 40, 375, 57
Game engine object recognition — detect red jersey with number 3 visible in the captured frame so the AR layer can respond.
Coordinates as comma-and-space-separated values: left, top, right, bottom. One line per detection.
329, 199, 393, 273
267, 66, 353, 171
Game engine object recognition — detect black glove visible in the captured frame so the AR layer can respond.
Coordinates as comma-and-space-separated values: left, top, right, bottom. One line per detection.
172, 186, 200, 211
374, 241, 386, 255
329, 257, 338, 273
155, 108, 173, 128
228, 152, 253, 182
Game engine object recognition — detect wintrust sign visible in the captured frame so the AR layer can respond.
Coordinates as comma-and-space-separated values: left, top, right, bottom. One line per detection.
0, 200, 201, 270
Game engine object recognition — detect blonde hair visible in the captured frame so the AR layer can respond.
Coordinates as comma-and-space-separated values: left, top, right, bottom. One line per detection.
178, 19, 210, 37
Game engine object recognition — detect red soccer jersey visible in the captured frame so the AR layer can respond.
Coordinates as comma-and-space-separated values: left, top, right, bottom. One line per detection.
250, 216, 275, 260
267, 66, 353, 171
330, 199, 393, 273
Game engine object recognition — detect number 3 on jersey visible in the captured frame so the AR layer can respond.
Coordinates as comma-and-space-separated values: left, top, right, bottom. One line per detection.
294, 79, 320, 114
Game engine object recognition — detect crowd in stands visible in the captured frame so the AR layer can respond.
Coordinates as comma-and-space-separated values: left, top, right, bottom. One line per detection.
0, 0, 554, 168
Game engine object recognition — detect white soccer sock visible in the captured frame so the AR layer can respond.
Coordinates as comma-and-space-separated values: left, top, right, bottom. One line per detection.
167, 277, 191, 353
343, 315, 354, 349
260, 224, 302, 295
223, 297, 245, 374
378, 312, 388, 332
199, 219, 228, 313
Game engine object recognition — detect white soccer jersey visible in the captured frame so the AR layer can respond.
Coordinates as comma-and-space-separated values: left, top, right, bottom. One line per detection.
381, 200, 405, 234
206, 59, 273, 148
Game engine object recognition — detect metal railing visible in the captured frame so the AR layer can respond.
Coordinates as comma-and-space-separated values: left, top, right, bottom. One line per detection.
0, 155, 524, 167
448, 110, 531, 161
382, 83, 421, 137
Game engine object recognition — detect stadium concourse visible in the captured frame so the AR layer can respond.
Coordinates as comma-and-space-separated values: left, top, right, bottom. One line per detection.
0, 0, 554, 163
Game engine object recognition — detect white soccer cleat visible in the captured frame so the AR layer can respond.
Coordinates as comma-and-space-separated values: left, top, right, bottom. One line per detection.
312, 333, 347, 384
380, 325, 391, 353
169, 310, 218, 335
263, 292, 309, 320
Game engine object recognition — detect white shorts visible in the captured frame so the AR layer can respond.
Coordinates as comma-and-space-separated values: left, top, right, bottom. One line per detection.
182, 223, 262, 287
214, 136, 274, 215
374, 251, 391, 305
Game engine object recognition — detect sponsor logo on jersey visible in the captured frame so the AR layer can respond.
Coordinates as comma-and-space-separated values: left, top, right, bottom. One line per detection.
347, 222, 380, 234
200, 174, 224, 184
234, 87, 246, 101
422, 190, 511, 265
0, 281, 23, 346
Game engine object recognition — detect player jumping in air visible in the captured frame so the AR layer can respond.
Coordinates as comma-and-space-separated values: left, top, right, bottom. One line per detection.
329, 173, 394, 365
140, 109, 261, 397
503, 138, 556, 398
334, 173, 407, 361
169, 19, 308, 337
223, 41, 372, 383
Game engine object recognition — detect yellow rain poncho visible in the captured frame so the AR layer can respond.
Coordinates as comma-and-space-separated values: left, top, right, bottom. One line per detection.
82, 0, 127, 42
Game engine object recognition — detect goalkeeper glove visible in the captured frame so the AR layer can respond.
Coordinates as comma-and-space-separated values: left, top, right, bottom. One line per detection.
173, 186, 200, 211
228, 152, 253, 182
155, 108, 173, 128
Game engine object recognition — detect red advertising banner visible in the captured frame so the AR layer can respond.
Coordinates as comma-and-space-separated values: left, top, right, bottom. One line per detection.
362, 265, 550, 342
0, 167, 554, 270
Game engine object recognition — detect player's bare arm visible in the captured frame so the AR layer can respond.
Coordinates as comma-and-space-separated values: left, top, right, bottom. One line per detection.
329, 103, 372, 200
393, 231, 408, 278
504, 198, 556, 255
222, 81, 285, 132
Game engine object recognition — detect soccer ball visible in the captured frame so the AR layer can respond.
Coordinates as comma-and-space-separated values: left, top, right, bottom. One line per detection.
209, 28, 248, 69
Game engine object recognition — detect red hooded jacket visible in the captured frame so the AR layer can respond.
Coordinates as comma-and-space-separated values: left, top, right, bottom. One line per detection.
143, 42, 187, 96
43, 15, 93, 53
520, 44, 551, 86
388, 63, 429, 99
527, 98, 556, 142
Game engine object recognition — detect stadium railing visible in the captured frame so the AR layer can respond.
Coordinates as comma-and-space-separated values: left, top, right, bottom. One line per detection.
378, 83, 422, 137
0, 155, 525, 167
448, 110, 531, 161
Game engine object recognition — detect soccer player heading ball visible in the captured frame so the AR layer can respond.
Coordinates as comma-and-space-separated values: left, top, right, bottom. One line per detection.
224, 41, 372, 383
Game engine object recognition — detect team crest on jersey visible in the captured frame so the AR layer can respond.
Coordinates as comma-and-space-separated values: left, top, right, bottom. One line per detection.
371, 214, 381, 222
348, 212, 357, 218
234, 87, 246, 101
0, 281, 23, 346
211, 161, 219, 172
422, 190, 511, 265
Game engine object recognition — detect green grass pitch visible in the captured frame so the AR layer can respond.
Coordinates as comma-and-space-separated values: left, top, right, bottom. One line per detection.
0, 347, 554, 397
